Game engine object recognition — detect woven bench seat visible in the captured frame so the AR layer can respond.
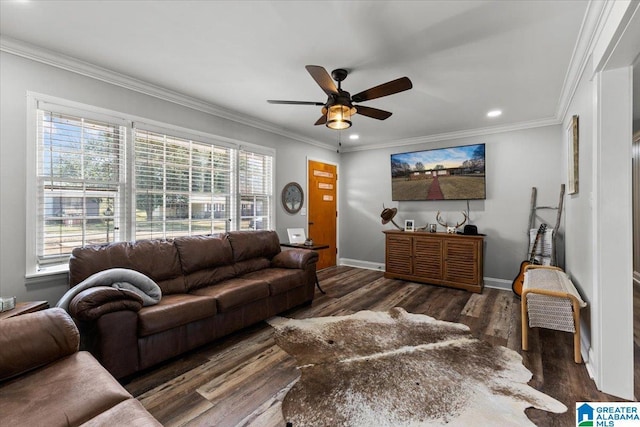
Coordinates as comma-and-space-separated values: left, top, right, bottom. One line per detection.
521, 265, 587, 363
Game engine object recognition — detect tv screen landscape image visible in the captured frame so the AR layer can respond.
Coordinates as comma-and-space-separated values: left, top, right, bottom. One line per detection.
391, 143, 486, 201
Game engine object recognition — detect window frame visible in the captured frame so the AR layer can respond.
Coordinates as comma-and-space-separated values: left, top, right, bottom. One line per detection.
26, 93, 275, 277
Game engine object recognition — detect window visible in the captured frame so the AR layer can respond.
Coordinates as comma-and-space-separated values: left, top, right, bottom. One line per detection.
35, 109, 126, 266
29, 96, 274, 274
239, 150, 273, 231
134, 128, 233, 239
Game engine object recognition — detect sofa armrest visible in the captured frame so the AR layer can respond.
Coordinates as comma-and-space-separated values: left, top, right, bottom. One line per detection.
0, 308, 79, 381
272, 249, 319, 269
69, 286, 143, 322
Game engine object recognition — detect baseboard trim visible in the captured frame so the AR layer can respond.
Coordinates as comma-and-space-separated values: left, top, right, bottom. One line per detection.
586, 347, 598, 388
483, 277, 512, 291
338, 258, 385, 272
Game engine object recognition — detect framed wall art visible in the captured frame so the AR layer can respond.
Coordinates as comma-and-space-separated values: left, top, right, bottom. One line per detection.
567, 115, 579, 195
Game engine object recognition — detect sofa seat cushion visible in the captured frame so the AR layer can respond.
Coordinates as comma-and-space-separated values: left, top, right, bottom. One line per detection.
191, 278, 269, 312
138, 294, 217, 337
80, 398, 161, 427
0, 352, 132, 427
241, 268, 306, 296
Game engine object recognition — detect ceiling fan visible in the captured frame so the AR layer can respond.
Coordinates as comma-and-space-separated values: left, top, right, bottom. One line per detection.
267, 65, 413, 130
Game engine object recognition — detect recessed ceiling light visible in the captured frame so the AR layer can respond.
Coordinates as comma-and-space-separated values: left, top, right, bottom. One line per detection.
349, 134, 360, 140
487, 110, 502, 118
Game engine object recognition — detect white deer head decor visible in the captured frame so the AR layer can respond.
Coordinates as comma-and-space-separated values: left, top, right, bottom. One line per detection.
436, 211, 468, 233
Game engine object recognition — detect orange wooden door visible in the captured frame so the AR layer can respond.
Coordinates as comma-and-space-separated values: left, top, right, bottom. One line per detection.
308, 160, 337, 270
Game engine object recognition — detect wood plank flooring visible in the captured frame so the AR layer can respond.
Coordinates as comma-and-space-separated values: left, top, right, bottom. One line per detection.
124, 267, 628, 427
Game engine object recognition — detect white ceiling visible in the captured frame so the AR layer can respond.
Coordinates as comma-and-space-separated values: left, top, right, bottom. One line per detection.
1, 1, 592, 150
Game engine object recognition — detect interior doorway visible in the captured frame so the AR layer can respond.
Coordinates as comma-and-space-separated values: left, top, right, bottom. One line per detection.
308, 159, 337, 270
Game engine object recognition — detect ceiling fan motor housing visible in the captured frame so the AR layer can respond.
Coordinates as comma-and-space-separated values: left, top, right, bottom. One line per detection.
327, 92, 355, 110
331, 68, 349, 82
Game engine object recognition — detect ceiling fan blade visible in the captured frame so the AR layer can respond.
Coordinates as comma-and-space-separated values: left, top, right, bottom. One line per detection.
355, 105, 393, 120
314, 115, 327, 126
305, 65, 338, 96
267, 100, 325, 106
351, 77, 413, 103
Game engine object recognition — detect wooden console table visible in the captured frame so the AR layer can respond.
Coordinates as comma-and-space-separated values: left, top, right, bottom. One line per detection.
0, 301, 49, 320
280, 242, 329, 294
383, 230, 484, 293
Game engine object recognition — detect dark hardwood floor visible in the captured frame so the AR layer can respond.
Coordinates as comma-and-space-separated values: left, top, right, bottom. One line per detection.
124, 266, 627, 426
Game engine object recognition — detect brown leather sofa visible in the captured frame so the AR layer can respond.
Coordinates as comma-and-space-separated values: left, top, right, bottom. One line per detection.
0, 308, 161, 427
63, 230, 318, 379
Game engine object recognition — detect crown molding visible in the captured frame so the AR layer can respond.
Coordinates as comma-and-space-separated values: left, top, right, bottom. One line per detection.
0, 36, 335, 152
555, 1, 608, 123
341, 117, 560, 153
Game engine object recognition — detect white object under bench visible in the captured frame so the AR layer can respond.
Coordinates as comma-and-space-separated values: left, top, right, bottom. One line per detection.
521, 265, 587, 363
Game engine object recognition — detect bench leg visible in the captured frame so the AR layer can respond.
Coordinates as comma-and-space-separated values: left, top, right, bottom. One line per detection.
573, 300, 582, 363
521, 293, 529, 351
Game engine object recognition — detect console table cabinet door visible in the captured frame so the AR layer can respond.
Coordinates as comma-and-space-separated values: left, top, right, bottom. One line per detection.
383, 230, 483, 293
385, 233, 413, 276
413, 236, 442, 282
443, 239, 480, 286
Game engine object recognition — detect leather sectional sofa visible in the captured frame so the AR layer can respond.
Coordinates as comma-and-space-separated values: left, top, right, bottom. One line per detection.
0, 308, 161, 426
62, 230, 318, 379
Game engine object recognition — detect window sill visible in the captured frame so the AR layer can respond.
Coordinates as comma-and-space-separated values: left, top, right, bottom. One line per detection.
25, 264, 69, 284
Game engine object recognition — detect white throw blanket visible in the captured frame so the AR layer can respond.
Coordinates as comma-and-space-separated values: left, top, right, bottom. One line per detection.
56, 268, 162, 311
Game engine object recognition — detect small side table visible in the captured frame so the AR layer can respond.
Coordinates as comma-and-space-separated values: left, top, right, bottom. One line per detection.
0, 301, 49, 320
280, 243, 329, 294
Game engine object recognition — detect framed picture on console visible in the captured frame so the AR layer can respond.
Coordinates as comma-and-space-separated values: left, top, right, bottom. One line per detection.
287, 228, 306, 244
404, 220, 414, 232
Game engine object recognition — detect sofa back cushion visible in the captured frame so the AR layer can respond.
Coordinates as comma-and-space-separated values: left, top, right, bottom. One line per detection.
69, 239, 185, 294
227, 230, 281, 262
227, 230, 281, 276
174, 234, 233, 273
174, 234, 237, 291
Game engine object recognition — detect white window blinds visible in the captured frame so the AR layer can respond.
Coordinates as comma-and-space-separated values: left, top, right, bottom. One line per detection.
134, 128, 233, 239
30, 96, 274, 273
36, 109, 126, 264
238, 150, 273, 231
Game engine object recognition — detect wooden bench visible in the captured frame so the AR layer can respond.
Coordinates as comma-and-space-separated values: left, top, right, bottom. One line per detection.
521, 265, 587, 363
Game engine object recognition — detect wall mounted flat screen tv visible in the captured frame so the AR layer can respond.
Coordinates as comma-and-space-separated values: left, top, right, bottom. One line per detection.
391, 143, 485, 201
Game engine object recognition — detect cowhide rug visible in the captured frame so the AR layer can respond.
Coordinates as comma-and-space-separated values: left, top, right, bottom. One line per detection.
267, 307, 566, 427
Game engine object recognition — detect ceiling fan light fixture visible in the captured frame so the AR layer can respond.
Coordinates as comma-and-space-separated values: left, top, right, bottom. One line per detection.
326, 104, 352, 130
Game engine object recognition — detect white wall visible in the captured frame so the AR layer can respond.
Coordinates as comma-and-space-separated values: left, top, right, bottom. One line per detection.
339, 125, 563, 287
562, 57, 595, 347
0, 51, 337, 305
